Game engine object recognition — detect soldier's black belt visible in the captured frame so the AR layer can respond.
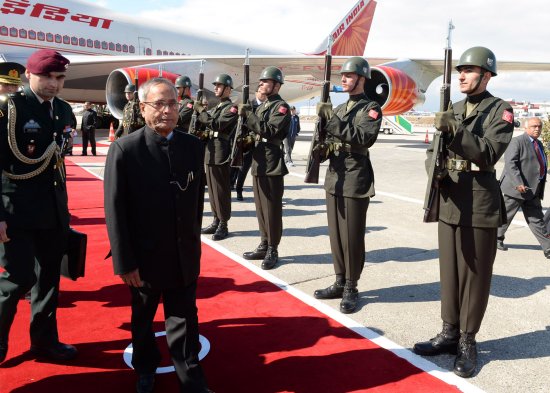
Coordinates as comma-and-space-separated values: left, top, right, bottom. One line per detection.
208, 130, 230, 141
446, 158, 494, 172
334, 143, 369, 156
256, 136, 282, 146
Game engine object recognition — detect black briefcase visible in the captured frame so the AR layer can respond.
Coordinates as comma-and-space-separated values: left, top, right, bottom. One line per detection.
61, 228, 87, 280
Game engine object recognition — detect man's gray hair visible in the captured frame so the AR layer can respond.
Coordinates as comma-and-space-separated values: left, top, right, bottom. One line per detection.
138, 77, 178, 102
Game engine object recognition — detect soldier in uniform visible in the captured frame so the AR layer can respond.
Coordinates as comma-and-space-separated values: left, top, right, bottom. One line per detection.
413, 47, 514, 378
114, 83, 145, 138
0, 62, 25, 95
238, 66, 290, 270
0, 49, 78, 364
313, 57, 382, 314
194, 74, 238, 241
175, 75, 194, 132
80, 101, 98, 156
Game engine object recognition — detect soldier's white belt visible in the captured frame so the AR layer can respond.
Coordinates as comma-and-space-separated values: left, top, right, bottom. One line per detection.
446, 158, 493, 172
208, 131, 230, 140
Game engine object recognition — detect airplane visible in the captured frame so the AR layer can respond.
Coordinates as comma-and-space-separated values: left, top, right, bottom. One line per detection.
1, 0, 550, 120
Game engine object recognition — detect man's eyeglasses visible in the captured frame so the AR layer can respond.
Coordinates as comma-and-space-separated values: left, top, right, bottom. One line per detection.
142, 101, 179, 111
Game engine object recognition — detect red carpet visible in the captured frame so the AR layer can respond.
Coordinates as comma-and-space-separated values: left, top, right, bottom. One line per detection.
0, 161, 462, 393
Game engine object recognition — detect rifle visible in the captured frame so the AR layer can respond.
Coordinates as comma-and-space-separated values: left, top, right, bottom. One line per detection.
423, 21, 454, 222
230, 48, 250, 168
189, 60, 205, 136
304, 36, 332, 184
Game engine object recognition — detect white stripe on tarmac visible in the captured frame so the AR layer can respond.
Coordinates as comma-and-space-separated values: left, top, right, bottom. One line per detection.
85, 164, 484, 392
202, 236, 485, 393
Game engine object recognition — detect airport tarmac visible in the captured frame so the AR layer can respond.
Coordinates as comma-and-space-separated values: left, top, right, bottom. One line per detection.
81, 128, 550, 393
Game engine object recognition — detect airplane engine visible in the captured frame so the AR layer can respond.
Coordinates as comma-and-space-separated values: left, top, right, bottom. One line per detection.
106, 67, 180, 119
365, 65, 425, 116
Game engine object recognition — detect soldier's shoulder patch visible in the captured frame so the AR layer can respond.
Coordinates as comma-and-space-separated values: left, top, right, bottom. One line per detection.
186, 103, 193, 109
368, 109, 379, 119
230, 106, 238, 114
502, 110, 513, 124
278, 105, 288, 115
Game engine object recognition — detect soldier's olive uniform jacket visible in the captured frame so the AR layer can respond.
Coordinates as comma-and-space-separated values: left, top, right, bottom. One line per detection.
198, 98, 238, 165
0, 87, 71, 229
177, 96, 194, 132
325, 94, 382, 198
115, 99, 145, 138
245, 94, 290, 176
429, 91, 514, 228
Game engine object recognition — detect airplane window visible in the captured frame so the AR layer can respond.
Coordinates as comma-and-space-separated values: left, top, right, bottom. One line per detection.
116, 43, 121, 52
157, 50, 162, 55
123, 44, 128, 52
87, 39, 93, 47
145, 48, 151, 55
19, 29, 27, 39
29, 30, 36, 39
94, 40, 100, 48
46, 33, 53, 42
63, 35, 70, 44
163, 51, 168, 55
130, 45, 136, 54
0, 27, 7, 36
38, 32, 45, 41
55, 34, 62, 43
10, 28, 17, 37
169, 51, 174, 55
71, 36, 78, 45
79, 38, 86, 46
109, 42, 115, 51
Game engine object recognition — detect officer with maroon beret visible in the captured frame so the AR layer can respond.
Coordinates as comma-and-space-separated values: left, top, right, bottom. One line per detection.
0, 49, 78, 364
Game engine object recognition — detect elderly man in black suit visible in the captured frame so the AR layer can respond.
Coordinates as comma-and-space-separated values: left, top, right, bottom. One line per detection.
104, 78, 211, 393
497, 117, 550, 258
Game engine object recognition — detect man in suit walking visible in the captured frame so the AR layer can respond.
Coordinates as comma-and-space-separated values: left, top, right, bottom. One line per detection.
104, 78, 211, 393
497, 117, 550, 257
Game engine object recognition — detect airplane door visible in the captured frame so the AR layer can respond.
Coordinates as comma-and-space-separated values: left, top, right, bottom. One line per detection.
138, 37, 153, 55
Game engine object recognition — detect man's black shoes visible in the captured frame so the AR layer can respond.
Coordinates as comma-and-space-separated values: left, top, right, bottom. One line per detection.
136, 373, 155, 393
243, 241, 268, 260
201, 219, 220, 235
413, 322, 459, 356
0, 341, 7, 363
544, 249, 550, 259
314, 281, 345, 299
30, 342, 78, 361
453, 333, 477, 378
261, 246, 278, 270
212, 221, 228, 241
236, 191, 244, 201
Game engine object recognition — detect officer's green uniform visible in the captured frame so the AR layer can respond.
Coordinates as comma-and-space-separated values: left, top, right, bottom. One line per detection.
414, 47, 514, 379
0, 86, 72, 348
197, 75, 238, 240
324, 95, 382, 283
245, 93, 290, 251
177, 96, 194, 132
115, 99, 144, 138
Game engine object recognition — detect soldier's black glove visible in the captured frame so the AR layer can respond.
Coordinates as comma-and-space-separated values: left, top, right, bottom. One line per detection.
238, 103, 252, 117
316, 102, 333, 121
434, 109, 458, 135
193, 102, 206, 113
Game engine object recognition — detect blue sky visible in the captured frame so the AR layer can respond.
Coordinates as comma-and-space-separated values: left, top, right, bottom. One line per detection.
87, 0, 550, 111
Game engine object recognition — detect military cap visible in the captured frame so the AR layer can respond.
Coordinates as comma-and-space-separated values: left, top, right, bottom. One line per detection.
0, 62, 25, 85
26, 49, 70, 74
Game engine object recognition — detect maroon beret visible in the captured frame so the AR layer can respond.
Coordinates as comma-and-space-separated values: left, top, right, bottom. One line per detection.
26, 49, 70, 74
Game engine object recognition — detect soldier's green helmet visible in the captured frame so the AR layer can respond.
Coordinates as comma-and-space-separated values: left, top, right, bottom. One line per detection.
124, 83, 136, 93
340, 57, 371, 78
456, 46, 497, 76
212, 73, 233, 88
259, 66, 284, 84
175, 75, 192, 88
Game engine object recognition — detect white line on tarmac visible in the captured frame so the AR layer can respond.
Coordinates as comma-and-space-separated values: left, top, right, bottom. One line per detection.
82, 164, 484, 392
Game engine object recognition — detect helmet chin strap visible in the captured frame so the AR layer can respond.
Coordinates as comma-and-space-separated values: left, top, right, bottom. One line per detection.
467, 71, 485, 96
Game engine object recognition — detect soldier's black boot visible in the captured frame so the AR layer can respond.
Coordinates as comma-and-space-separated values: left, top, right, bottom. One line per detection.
453, 332, 477, 378
212, 221, 228, 241
413, 322, 459, 356
243, 241, 268, 260
314, 276, 345, 299
261, 246, 278, 270
201, 218, 220, 235
339, 280, 359, 314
